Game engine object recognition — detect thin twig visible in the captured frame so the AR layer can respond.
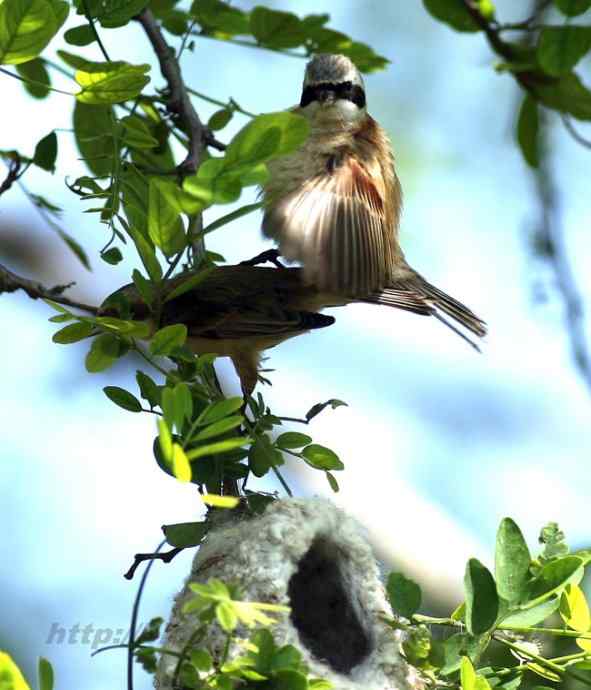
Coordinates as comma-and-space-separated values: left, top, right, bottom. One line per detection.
127, 539, 167, 690
0, 153, 25, 198
136, 8, 204, 176
561, 114, 591, 150
0, 262, 98, 314
124, 546, 184, 580
81, 0, 111, 62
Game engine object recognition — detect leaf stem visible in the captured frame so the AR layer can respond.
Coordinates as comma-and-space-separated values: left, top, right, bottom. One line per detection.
81, 0, 112, 62
0, 66, 75, 96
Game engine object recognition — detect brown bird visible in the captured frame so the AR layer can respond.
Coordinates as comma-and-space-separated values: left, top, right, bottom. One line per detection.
261, 53, 486, 340
101, 260, 484, 398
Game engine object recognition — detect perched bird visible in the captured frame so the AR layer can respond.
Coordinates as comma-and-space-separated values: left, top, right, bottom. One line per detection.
261, 53, 486, 340
101, 260, 483, 398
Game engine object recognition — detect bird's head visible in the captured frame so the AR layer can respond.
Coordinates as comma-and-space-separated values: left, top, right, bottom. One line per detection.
300, 54, 366, 124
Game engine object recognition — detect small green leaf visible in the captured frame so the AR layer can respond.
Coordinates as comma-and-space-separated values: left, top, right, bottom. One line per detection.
250, 7, 305, 49
537, 25, 591, 76
202, 202, 263, 235
198, 397, 243, 424
325, 471, 339, 492
501, 597, 560, 626
192, 415, 243, 442
162, 521, 208, 548
517, 95, 539, 168
68, 55, 151, 104
101, 247, 123, 264
301, 444, 344, 471
190, 649, 212, 672
158, 417, 173, 464
529, 71, 591, 121
148, 178, 187, 257
103, 386, 142, 412
560, 583, 591, 632
270, 670, 307, 690
276, 432, 312, 449
423, 0, 480, 33
73, 101, 114, 177
33, 131, 57, 172
149, 324, 187, 356
85, 332, 122, 372
38, 657, 53, 690
136, 370, 160, 408
528, 556, 584, 605
64, 23, 94, 46
216, 600, 238, 631
52, 320, 94, 343
171, 442, 191, 481
305, 398, 347, 422
132, 269, 154, 306
554, 0, 591, 16
121, 114, 159, 149
461, 656, 477, 690
16, 57, 50, 98
0, 651, 32, 690
464, 558, 499, 635
202, 493, 239, 508
186, 437, 250, 461
208, 108, 233, 131
249, 435, 277, 477
495, 517, 531, 603
387, 572, 422, 619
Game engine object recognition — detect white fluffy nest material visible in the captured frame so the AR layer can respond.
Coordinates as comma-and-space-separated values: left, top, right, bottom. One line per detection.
157, 497, 423, 690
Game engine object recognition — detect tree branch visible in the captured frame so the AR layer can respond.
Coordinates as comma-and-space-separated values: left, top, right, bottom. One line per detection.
0, 262, 98, 314
136, 8, 205, 176
0, 153, 26, 198
124, 546, 184, 580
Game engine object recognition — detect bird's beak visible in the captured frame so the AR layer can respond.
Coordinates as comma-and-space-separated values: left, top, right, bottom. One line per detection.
316, 89, 336, 106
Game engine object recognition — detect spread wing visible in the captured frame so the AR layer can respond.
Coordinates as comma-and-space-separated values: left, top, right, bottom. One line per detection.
263, 155, 390, 296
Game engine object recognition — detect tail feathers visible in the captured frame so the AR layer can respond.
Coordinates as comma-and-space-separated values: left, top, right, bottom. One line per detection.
365, 272, 487, 351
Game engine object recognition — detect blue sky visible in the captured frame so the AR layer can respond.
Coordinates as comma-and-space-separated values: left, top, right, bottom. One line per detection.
1, 1, 590, 688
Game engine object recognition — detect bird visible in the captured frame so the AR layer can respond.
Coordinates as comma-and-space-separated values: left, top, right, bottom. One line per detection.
261, 53, 486, 341
100, 258, 484, 399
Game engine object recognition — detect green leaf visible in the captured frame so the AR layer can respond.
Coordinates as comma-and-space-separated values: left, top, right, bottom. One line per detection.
250, 7, 305, 49
305, 398, 347, 422
554, 0, 591, 16
64, 23, 94, 46
529, 71, 591, 120
80, 0, 150, 28
517, 95, 539, 168
441, 634, 487, 676
186, 437, 250, 461
15, 57, 49, 98
171, 442, 191, 481
69, 56, 151, 104
464, 558, 499, 635
423, 0, 480, 32
528, 556, 584, 604
501, 597, 560, 626
136, 370, 160, 408
560, 583, 591, 631
276, 432, 312, 449
208, 108, 233, 131
149, 324, 187, 356
216, 600, 238, 631
271, 670, 308, 690
461, 656, 477, 690
0, 651, 32, 690
193, 415, 243, 442
190, 0, 249, 35
301, 444, 344, 471
121, 114, 159, 149
326, 470, 339, 492
148, 178, 187, 257
103, 386, 142, 412
33, 131, 57, 172
101, 246, 123, 264
201, 493, 239, 508
38, 657, 53, 690
173, 381, 193, 424
162, 521, 208, 548
202, 201, 263, 235
495, 518, 531, 603
190, 649, 212, 672
537, 25, 591, 76
386, 572, 422, 619
85, 332, 121, 372
73, 101, 114, 177
131, 269, 154, 306
127, 224, 162, 282
52, 320, 94, 343
0, 0, 68, 65
158, 417, 173, 463
225, 112, 310, 167
249, 435, 277, 477
198, 397, 243, 424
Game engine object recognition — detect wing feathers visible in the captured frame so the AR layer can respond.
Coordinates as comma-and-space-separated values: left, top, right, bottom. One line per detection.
263, 154, 390, 296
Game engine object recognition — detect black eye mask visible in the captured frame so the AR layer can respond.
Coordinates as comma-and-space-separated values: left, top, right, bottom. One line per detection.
300, 81, 366, 109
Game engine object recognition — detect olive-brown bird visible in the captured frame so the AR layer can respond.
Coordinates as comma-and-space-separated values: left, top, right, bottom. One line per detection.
101, 261, 483, 398
261, 53, 486, 340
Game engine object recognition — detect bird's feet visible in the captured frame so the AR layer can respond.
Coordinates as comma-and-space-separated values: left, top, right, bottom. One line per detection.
240, 248, 285, 269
